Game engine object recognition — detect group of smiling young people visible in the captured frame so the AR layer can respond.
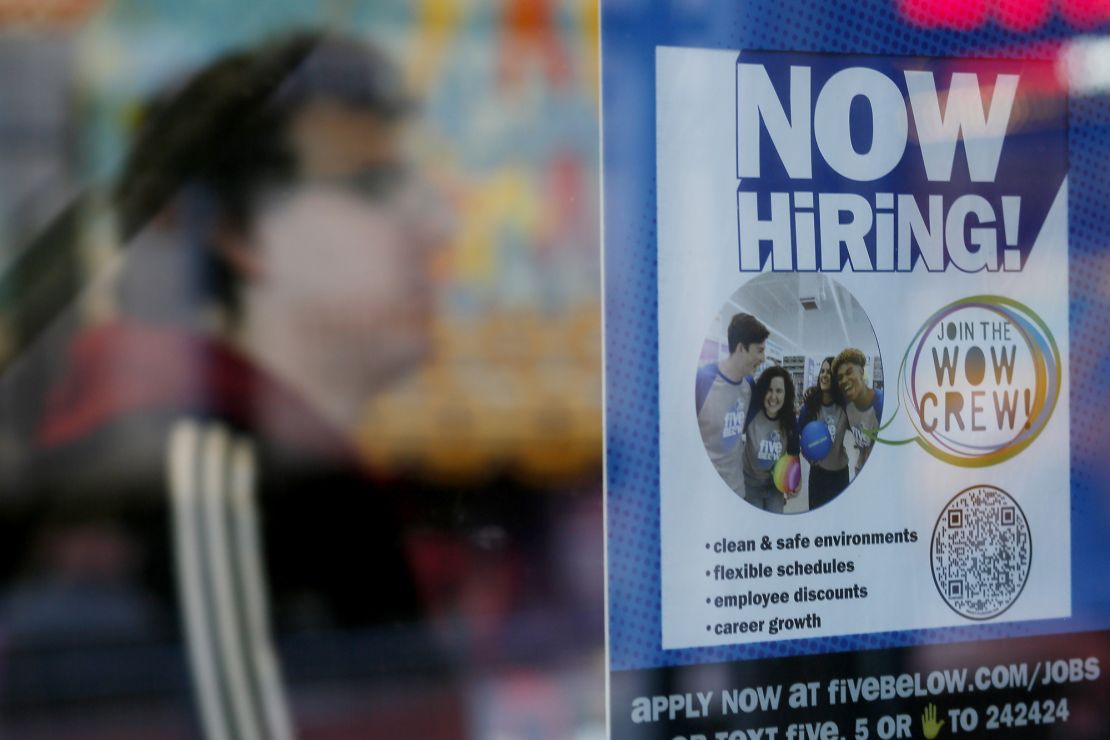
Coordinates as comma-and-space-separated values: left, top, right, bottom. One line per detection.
696, 313, 883, 514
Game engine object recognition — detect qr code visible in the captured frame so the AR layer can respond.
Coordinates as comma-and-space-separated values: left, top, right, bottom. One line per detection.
931, 485, 1031, 620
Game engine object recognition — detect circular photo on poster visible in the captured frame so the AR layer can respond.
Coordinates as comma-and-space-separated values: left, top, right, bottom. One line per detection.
694, 273, 882, 513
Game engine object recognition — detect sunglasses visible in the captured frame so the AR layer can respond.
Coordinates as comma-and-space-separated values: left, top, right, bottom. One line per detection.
305, 163, 411, 202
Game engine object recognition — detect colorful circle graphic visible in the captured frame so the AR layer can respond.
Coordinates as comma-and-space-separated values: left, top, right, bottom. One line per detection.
899, 296, 1061, 467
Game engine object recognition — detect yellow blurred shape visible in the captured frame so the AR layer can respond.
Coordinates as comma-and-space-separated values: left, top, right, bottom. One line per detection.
455, 168, 542, 282
408, 0, 464, 95
357, 307, 602, 483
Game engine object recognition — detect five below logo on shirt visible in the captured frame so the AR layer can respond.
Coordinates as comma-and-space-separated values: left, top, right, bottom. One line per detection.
721, 402, 745, 450
734, 51, 1066, 274
850, 425, 873, 449
757, 431, 783, 468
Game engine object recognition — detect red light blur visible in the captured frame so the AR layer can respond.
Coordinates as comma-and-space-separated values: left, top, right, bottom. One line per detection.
995, 0, 1054, 30
900, 0, 989, 28
1061, 0, 1110, 26
900, 0, 1110, 30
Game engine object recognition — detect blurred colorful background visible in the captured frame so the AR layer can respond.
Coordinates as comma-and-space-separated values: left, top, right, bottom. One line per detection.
3, 0, 1110, 738
0, 2, 606, 737
0, 0, 603, 484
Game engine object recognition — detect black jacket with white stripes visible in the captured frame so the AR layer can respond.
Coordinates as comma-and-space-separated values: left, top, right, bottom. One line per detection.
0, 321, 447, 737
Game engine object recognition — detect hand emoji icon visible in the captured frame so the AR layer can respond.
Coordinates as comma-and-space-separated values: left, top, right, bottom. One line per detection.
921, 703, 945, 739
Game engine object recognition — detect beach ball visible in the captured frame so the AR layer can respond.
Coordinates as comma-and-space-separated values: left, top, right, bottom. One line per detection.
772, 454, 801, 494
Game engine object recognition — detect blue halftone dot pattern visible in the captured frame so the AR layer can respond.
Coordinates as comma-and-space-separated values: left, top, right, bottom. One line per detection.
604, 0, 1110, 671
1067, 89, 1110, 618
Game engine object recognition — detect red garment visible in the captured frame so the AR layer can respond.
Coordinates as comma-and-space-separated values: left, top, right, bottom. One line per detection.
38, 320, 359, 465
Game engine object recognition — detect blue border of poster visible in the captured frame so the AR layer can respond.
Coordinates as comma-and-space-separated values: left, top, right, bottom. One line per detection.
603, 0, 1110, 673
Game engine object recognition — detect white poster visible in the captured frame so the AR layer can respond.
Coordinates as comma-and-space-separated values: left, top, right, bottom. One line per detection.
656, 46, 1069, 649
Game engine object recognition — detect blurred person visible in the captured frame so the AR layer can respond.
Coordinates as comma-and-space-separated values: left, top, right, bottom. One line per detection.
741, 365, 799, 513
0, 31, 464, 738
833, 348, 884, 477
797, 356, 849, 510
695, 312, 768, 498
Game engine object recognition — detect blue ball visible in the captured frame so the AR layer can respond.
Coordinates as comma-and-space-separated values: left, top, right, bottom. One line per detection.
800, 420, 832, 462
